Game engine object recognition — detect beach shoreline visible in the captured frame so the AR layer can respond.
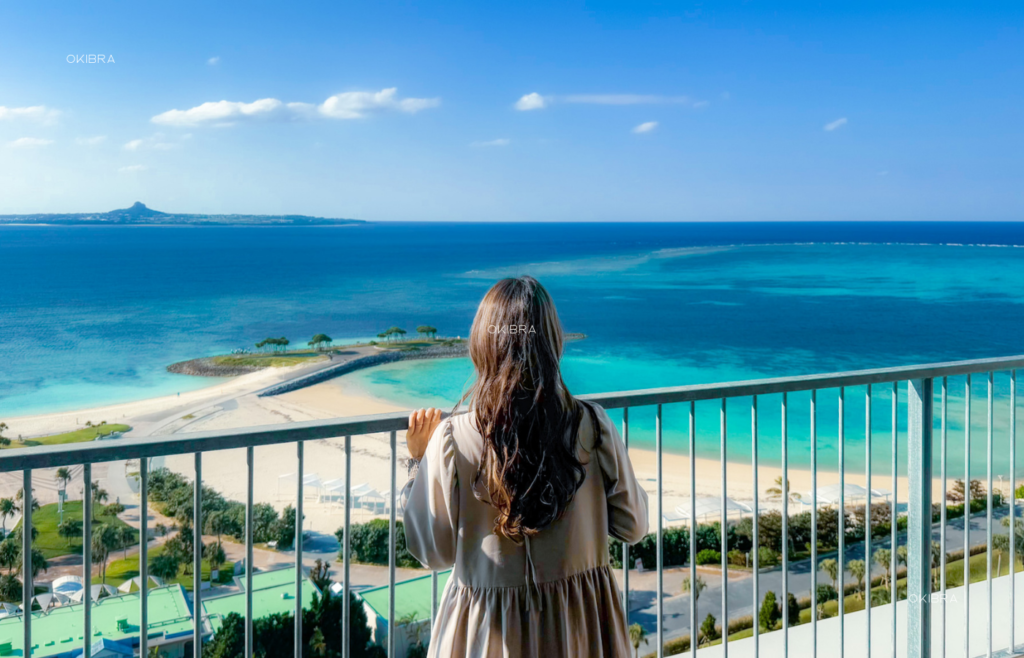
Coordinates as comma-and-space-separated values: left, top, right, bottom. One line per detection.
1, 366, 990, 537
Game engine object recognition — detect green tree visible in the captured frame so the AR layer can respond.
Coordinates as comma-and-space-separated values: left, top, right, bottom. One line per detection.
699, 612, 720, 646
15, 487, 39, 514
105, 502, 126, 517
816, 585, 837, 619
0, 499, 15, 535
58, 519, 83, 547
847, 559, 866, 600
308, 334, 333, 351
310, 626, 328, 657
766, 476, 802, 503
54, 467, 72, 493
0, 540, 18, 575
150, 553, 182, 582
19, 549, 48, 579
92, 524, 119, 583
787, 593, 801, 627
118, 525, 136, 560
819, 558, 839, 597
91, 482, 109, 520
759, 590, 780, 631
0, 423, 9, 447
628, 623, 648, 658
205, 541, 226, 587
947, 478, 986, 504
416, 325, 437, 340
874, 548, 892, 591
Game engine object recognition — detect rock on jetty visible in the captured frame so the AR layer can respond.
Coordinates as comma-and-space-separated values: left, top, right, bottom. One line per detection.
167, 357, 262, 377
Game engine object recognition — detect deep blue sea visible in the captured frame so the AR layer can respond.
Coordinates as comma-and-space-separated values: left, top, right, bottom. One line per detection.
3, 222, 1024, 476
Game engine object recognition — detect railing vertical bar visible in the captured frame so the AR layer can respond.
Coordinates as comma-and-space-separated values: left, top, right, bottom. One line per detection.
987, 372, 994, 658
296, 441, 304, 658
907, 378, 934, 658
431, 571, 438, 626
388, 430, 397, 658
343, 436, 351, 658
966, 375, 972, 658
83, 462, 92, 658
891, 382, 898, 658
811, 390, 818, 658
22, 469, 31, 658
839, 386, 845, 658
191, 453, 200, 658
689, 401, 696, 658
865, 384, 872, 658
245, 446, 254, 658
657, 404, 664, 658
141, 458, 150, 658
721, 398, 729, 657
751, 395, 759, 658
1012, 370, 1017, 655
781, 392, 789, 658
941, 377, 948, 658
622, 407, 630, 614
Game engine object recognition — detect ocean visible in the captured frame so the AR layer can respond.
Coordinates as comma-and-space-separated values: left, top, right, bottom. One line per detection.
3, 222, 1024, 476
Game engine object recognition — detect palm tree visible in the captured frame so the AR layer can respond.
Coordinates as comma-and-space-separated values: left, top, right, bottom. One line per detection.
308, 334, 332, 351
54, 467, 72, 493
14, 488, 39, 513
874, 548, 892, 591
0, 422, 9, 447
310, 627, 328, 657
681, 574, 707, 601
119, 526, 136, 560
628, 623, 648, 658
205, 541, 226, 586
0, 540, 18, 574
91, 482, 108, 519
766, 476, 803, 503
819, 558, 839, 597
847, 559, 866, 600
92, 525, 119, 583
0, 499, 14, 536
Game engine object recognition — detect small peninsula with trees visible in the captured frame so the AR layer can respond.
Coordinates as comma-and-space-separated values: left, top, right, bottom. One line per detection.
0, 202, 364, 226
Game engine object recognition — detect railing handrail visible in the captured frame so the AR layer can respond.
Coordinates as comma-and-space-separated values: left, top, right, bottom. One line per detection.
2, 353, 1022, 473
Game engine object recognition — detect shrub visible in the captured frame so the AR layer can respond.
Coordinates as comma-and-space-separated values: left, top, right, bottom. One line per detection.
0, 575, 20, 602
727, 549, 746, 566
336, 520, 420, 568
759, 590, 780, 631
787, 593, 801, 626
696, 549, 721, 565
757, 546, 780, 567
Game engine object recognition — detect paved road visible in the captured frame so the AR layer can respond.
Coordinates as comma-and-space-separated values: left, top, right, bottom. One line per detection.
626, 503, 1022, 642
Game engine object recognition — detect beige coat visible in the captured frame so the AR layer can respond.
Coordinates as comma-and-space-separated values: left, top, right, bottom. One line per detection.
402, 403, 649, 657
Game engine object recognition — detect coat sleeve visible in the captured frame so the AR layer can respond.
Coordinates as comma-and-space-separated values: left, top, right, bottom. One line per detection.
592, 405, 650, 544
401, 419, 460, 570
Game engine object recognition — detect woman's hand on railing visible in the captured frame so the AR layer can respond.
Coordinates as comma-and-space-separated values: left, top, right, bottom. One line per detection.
407, 408, 443, 461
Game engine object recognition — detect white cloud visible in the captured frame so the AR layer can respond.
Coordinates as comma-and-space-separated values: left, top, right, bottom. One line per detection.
207, 56, 220, 65
76, 135, 107, 146
0, 105, 60, 123
633, 121, 658, 134
470, 138, 510, 147
124, 133, 184, 151
516, 93, 703, 110
824, 117, 848, 131
118, 164, 147, 173
151, 88, 440, 126
8, 137, 53, 148
123, 139, 145, 151
515, 93, 547, 111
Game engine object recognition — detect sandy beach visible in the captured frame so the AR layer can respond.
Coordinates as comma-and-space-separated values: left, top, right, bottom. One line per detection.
1, 360, 955, 541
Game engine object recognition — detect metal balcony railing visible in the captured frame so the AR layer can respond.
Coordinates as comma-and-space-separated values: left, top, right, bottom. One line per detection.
0, 354, 1022, 658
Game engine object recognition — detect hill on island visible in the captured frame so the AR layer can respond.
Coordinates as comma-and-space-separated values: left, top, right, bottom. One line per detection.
0, 202, 364, 226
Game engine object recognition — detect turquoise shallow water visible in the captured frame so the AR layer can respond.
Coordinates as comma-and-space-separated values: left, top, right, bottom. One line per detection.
3, 222, 1024, 477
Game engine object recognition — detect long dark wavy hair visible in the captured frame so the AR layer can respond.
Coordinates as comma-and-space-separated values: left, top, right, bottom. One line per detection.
456, 276, 598, 543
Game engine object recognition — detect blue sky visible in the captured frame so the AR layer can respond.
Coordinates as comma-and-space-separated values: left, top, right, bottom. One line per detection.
0, 2, 1022, 221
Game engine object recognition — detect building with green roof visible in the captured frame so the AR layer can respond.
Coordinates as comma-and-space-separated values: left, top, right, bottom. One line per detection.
0, 585, 192, 658
0, 567, 320, 658
201, 566, 320, 633
357, 570, 450, 656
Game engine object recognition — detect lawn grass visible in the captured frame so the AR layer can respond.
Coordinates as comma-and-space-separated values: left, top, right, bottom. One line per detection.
103, 543, 235, 591
3, 424, 130, 450
212, 354, 325, 368
16, 501, 137, 559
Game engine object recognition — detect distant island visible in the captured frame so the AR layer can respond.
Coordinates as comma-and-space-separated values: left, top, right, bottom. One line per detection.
0, 202, 365, 226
